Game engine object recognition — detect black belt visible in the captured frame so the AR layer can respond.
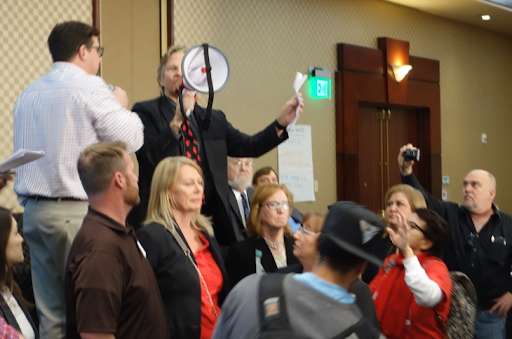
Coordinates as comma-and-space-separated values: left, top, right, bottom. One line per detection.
27, 196, 85, 202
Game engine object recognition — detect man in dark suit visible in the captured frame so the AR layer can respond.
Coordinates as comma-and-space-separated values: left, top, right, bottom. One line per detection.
127, 45, 304, 247
227, 157, 254, 241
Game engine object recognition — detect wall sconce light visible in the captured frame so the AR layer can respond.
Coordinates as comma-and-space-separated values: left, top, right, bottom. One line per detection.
391, 64, 412, 82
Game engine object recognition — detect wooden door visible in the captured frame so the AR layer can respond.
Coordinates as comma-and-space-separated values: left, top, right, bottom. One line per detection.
335, 39, 441, 214
358, 106, 427, 214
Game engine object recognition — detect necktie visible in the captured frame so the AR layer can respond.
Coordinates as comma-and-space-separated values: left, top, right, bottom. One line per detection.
181, 120, 201, 165
241, 192, 250, 221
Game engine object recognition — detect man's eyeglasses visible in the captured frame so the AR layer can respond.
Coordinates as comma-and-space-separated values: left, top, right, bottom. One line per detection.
409, 221, 426, 235
299, 226, 317, 235
76, 45, 105, 57
91, 46, 105, 57
264, 201, 291, 211
230, 160, 253, 168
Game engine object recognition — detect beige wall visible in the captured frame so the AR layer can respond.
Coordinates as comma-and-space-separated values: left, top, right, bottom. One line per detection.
3, 0, 512, 215
99, 0, 161, 174
171, 0, 512, 214
0, 0, 92, 211
99, 0, 161, 105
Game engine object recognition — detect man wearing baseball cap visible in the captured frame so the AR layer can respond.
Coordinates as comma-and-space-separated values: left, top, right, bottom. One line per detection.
212, 201, 386, 339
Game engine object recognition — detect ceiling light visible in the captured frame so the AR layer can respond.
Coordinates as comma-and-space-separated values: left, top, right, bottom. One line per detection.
482, 15, 491, 20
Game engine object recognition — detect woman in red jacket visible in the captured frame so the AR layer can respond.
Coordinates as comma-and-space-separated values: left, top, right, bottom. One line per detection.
370, 208, 452, 339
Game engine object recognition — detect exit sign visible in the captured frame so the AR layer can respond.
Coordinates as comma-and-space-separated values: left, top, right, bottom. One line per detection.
310, 77, 331, 99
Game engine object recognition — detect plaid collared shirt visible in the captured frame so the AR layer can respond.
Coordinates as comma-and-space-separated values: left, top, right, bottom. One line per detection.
13, 62, 143, 204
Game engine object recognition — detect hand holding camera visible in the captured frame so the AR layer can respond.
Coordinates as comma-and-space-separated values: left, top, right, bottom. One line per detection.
403, 149, 420, 162
398, 144, 419, 176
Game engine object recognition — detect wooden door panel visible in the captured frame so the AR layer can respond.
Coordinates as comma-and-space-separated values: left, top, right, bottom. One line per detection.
336, 40, 441, 211
387, 108, 420, 187
358, 107, 383, 213
357, 106, 424, 214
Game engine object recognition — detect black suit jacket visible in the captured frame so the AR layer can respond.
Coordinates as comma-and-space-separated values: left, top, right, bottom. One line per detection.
137, 222, 229, 339
0, 289, 39, 339
227, 187, 254, 241
128, 96, 287, 246
225, 235, 299, 287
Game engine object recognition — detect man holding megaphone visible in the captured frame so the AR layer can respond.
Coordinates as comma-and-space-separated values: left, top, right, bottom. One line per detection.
127, 45, 304, 249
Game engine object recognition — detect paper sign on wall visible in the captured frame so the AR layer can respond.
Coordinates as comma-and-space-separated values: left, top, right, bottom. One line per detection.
278, 124, 315, 202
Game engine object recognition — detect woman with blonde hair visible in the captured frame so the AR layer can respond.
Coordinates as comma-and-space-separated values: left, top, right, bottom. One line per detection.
225, 184, 299, 287
136, 156, 228, 339
362, 184, 427, 283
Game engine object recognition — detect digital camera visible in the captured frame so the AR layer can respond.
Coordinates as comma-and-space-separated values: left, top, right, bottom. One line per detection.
403, 149, 420, 162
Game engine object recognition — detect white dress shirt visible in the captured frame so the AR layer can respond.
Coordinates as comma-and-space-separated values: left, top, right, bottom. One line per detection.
13, 62, 144, 204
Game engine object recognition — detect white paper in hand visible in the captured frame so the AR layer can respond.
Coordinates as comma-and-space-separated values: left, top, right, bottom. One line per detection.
288, 72, 308, 131
0, 149, 45, 174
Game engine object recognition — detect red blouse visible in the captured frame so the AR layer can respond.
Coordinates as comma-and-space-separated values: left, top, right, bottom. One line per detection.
194, 235, 223, 339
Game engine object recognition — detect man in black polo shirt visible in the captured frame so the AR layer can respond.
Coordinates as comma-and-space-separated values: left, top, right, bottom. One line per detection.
399, 144, 512, 339
65, 142, 168, 339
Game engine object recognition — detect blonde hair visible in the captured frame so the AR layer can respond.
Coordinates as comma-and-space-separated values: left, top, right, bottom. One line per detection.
144, 156, 213, 236
247, 184, 294, 238
383, 184, 426, 232
302, 211, 325, 233
157, 45, 187, 82
384, 184, 426, 211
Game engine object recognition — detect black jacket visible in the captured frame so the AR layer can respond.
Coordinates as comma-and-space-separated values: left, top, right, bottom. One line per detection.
225, 235, 299, 287
227, 187, 254, 241
137, 222, 229, 339
403, 172, 512, 308
128, 96, 287, 246
0, 288, 38, 339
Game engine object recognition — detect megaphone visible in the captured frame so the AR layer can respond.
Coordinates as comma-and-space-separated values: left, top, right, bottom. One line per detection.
179, 44, 230, 132
182, 44, 230, 93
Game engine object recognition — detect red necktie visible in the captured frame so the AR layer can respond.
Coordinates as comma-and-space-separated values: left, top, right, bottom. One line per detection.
181, 120, 201, 165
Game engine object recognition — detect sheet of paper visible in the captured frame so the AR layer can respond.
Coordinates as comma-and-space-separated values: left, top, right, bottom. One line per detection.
278, 125, 315, 202
287, 72, 308, 132
0, 149, 45, 174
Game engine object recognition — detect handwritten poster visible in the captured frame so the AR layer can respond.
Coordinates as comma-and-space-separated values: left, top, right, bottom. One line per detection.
278, 125, 315, 202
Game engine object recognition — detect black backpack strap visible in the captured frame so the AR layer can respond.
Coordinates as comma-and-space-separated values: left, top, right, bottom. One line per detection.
332, 317, 382, 339
258, 273, 291, 333
331, 318, 364, 339
259, 274, 382, 339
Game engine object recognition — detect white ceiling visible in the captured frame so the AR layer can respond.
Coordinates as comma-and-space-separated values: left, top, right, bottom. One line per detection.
384, 0, 512, 37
